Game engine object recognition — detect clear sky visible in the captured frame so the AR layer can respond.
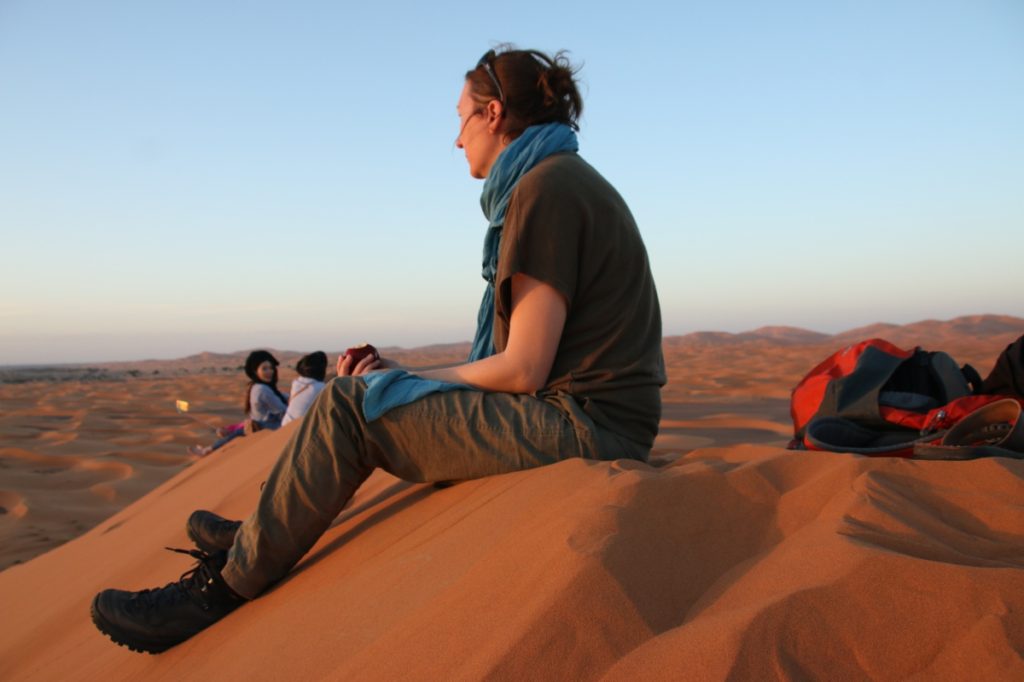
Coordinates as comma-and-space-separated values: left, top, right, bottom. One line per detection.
2, 0, 1022, 364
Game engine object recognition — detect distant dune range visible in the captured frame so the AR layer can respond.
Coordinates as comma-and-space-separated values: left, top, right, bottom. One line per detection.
0, 315, 1022, 679
0, 314, 1020, 570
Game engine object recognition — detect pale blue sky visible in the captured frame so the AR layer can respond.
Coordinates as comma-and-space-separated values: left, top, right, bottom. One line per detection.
2, 1, 1022, 364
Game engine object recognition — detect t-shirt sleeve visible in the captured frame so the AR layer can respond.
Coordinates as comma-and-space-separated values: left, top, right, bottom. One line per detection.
498, 170, 583, 307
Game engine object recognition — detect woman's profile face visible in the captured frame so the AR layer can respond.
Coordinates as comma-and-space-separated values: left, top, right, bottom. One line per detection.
455, 80, 504, 179
256, 361, 275, 383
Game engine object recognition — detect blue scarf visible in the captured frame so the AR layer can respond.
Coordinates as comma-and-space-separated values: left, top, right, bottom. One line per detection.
468, 122, 579, 361
362, 122, 579, 421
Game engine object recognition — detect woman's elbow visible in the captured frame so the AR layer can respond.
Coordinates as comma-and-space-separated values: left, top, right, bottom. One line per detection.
496, 346, 553, 394
510, 363, 549, 394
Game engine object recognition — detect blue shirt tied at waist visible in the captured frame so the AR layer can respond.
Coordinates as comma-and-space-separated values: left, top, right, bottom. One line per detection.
361, 370, 468, 422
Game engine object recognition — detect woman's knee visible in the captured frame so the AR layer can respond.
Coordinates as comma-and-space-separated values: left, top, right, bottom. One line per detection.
308, 375, 371, 447
317, 376, 365, 418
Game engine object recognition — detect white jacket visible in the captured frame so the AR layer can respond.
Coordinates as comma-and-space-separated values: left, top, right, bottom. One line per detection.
282, 376, 325, 426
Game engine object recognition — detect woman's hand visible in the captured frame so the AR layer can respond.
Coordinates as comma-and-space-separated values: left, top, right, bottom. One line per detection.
336, 352, 382, 377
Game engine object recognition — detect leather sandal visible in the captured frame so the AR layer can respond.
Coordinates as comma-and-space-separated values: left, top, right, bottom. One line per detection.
913, 399, 1024, 460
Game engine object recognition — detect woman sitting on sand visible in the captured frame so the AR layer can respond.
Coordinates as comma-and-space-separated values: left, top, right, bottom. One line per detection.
281, 351, 328, 426
188, 350, 288, 457
90, 45, 666, 652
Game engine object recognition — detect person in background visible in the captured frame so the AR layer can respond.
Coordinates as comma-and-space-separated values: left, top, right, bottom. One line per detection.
188, 350, 289, 457
282, 351, 328, 426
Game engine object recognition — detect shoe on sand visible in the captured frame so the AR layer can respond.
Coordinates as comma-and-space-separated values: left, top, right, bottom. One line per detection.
90, 548, 245, 654
187, 445, 213, 457
186, 510, 242, 554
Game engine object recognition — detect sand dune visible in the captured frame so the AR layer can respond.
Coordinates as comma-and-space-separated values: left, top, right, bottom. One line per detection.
0, 315, 1022, 680
0, 373, 245, 568
1, 435, 1022, 680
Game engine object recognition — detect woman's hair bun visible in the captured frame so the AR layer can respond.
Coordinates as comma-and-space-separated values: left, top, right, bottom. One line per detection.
537, 53, 579, 119
466, 45, 584, 139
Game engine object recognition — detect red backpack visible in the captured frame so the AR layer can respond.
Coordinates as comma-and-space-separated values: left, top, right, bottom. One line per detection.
789, 338, 1013, 457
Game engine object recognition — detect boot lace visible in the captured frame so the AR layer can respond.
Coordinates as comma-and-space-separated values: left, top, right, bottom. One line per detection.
128, 547, 223, 613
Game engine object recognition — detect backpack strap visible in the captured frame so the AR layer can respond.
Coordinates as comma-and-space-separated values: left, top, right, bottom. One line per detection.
803, 416, 941, 457
819, 344, 909, 425
926, 352, 973, 402
960, 364, 983, 394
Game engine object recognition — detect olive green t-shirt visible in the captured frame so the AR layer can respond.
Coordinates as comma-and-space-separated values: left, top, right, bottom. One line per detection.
494, 152, 666, 448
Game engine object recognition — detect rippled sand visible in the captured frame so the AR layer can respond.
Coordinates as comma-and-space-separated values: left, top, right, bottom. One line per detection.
1, 317, 1022, 680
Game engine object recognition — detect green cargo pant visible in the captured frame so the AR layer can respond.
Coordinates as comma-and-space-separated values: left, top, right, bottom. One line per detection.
222, 376, 647, 598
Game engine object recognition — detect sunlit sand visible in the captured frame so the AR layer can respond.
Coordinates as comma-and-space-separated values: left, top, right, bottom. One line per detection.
1, 316, 1022, 679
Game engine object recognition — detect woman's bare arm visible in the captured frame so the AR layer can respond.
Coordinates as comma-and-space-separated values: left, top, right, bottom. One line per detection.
415, 273, 567, 393
336, 273, 567, 392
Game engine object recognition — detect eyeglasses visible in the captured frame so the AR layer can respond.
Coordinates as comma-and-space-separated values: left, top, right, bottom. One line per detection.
476, 50, 505, 104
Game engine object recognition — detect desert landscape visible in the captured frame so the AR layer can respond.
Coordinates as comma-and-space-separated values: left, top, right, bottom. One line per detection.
1, 314, 1022, 680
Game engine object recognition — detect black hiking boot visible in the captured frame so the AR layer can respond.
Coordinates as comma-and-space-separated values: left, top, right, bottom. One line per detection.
90, 548, 246, 653
186, 510, 242, 553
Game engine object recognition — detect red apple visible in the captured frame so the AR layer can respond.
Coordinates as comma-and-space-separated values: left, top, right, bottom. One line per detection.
345, 343, 380, 365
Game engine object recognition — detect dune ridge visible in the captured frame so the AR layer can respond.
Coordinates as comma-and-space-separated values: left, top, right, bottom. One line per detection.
1, 314, 1022, 679
1, 433, 1022, 680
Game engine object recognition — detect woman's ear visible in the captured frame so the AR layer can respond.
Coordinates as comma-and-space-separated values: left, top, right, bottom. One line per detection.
485, 99, 505, 133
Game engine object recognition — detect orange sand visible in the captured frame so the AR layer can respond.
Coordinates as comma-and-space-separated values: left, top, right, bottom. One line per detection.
1, 316, 1022, 680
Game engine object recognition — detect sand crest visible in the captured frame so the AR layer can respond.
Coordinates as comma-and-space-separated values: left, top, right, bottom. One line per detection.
1, 316, 1022, 679
1, 433, 1023, 680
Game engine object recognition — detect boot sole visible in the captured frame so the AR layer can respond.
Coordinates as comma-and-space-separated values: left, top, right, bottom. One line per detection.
90, 594, 177, 654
